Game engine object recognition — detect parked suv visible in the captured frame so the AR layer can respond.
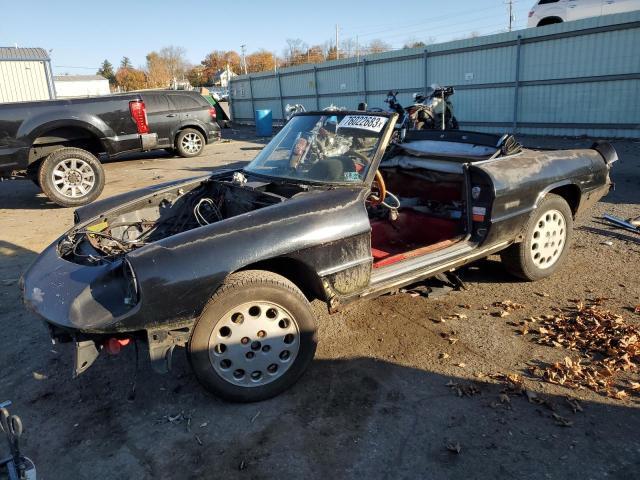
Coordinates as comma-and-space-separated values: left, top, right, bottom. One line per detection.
527, 0, 640, 27
140, 91, 221, 158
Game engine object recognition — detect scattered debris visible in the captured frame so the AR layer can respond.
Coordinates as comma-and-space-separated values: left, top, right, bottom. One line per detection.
535, 292, 550, 298
601, 241, 614, 246
439, 352, 450, 359
602, 213, 640, 234
440, 331, 459, 345
492, 300, 525, 318
250, 411, 261, 423
239, 460, 247, 471
446, 380, 480, 397
32, 372, 47, 380
552, 412, 573, 427
445, 441, 462, 454
195, 434, 203, 446
455, 362, 466, 368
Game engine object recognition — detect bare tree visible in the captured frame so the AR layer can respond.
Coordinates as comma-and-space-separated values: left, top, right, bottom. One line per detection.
158, 46, 188, 80
367, 39, 392, 54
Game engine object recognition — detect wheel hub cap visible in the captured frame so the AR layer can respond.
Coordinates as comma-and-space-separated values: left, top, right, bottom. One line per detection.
530, 208, 566, 269
51, 158, 96, 198
208, 301, 300, 387
181, 133, 202, 154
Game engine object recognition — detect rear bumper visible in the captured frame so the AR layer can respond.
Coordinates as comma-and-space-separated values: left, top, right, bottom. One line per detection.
104, 132, 159, 156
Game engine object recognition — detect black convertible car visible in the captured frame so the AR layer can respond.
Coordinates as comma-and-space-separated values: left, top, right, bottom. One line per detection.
22, 112, 616, 402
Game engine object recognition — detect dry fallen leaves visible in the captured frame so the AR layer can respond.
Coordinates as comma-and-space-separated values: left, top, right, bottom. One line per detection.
529, 302, 640, 399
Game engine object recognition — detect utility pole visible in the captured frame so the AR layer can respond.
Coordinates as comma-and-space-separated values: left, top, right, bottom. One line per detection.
507, 0, 515, 32
335, 24, 340, 60
240, 44, 248, 75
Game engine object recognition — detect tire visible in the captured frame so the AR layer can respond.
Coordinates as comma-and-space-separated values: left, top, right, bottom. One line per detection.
501, 194, 573, 281
176, 128, 206, 158
188, 270, 318, 402
38, 147, 105, 207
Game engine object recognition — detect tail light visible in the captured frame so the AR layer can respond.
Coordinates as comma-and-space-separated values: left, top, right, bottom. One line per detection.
129, 100, 149, 134
209, 107, 217, 120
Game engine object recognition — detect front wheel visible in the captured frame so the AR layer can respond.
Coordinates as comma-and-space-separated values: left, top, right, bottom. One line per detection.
188, 270, 318, 402
176, 128, 205, 158
501, 194, 573, 281
38, 147, 105, 207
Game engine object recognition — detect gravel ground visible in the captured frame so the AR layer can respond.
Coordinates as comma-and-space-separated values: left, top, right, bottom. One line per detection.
1, 129, 639, 479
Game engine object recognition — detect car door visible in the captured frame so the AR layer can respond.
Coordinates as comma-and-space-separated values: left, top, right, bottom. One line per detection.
566, 0, 603, 21
141, 93, 176, 148
602, 0, 639, 14
167, 93, 206, 129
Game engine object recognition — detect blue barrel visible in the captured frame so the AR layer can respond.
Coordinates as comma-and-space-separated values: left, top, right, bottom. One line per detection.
255, 110, 273, 136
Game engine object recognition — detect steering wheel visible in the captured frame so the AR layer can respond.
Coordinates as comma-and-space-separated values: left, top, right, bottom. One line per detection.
367, 170, 387, 206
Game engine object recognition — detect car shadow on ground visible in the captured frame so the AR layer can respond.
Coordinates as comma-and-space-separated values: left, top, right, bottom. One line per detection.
0, 180, 61, 210
11, 351, 640, 479
578, 224, 640, 246
1, 238, 638, 479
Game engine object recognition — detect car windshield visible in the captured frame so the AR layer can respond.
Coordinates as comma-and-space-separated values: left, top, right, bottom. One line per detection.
243, 113, 389, 184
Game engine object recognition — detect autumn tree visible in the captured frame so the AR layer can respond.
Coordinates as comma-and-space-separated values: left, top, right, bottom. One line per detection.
306, 46, 325, 64
145, 51, 171, 87
115, 67, 147, 91
246, 50, 276, 73
201, 50, 241, 81
186, 65, 206, 87
97, 59, 115, 86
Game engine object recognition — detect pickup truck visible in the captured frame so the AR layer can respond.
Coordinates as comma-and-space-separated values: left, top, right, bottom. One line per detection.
0, 91, 220, 207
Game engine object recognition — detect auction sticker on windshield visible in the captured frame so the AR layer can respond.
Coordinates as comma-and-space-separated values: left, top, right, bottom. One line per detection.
337, 115, 388, 133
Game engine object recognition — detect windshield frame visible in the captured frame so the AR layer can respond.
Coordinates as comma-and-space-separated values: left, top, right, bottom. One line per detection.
242, 111, 397, 187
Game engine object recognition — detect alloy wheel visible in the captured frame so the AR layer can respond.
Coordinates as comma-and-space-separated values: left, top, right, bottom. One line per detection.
529, 208, 566, 269
207, 301, 300, 387
51, 158, 96, 198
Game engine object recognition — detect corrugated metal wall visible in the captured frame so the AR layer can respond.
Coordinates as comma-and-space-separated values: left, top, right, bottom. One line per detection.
0, 60, 52, 103
230, 11, 640, 138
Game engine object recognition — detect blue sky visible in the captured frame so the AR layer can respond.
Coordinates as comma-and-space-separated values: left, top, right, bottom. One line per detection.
1, 0, 534, 74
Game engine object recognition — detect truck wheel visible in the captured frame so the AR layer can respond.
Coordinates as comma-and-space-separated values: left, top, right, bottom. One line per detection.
38, 147, 105, 207
188, 270, 317, 402
176, 129, 205, 158
501, 194, 573, 281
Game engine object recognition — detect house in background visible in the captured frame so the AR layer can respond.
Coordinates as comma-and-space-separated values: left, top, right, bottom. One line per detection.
53, 74, 110, 98
0, 46, 55, 103
213, 68, 236, 88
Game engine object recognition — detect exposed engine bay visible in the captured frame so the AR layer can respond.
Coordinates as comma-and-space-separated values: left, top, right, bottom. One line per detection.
59, 175, 304, 264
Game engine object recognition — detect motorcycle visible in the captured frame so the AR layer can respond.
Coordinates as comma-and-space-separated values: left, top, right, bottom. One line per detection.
407, 84, 458, 130
284, 104, 306, 123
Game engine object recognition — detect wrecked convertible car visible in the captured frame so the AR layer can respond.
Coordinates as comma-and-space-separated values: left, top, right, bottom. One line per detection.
22, 112, 616, 402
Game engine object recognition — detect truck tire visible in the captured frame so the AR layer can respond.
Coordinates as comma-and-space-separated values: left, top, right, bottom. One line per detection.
188, 270, 317, 402
501, 194, 573, 281
176, 128, 205, 158
38, 147, 105, 207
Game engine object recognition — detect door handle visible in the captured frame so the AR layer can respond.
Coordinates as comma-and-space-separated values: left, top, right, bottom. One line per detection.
166, 113, 177, 117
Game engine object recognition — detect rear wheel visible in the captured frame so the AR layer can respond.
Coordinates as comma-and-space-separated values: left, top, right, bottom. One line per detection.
501, 194, 572, 281
188, 270, 317, 402
176, 128, 205, 158
38, 147, 105, 207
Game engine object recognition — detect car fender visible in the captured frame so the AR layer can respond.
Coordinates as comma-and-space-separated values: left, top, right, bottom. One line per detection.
123, 187, 372, 330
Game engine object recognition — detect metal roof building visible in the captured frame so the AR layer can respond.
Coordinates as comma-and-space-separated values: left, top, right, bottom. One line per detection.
0, 47, 55, 103
53, 74, 110, 98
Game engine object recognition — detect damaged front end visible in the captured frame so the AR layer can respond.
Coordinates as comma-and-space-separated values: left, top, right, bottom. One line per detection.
22, 172, 299, 376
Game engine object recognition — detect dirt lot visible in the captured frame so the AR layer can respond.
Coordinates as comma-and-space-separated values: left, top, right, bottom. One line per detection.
1, 129, 639, 479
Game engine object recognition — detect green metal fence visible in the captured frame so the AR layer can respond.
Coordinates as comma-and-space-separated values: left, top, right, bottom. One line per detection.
229, 11, 640, 138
